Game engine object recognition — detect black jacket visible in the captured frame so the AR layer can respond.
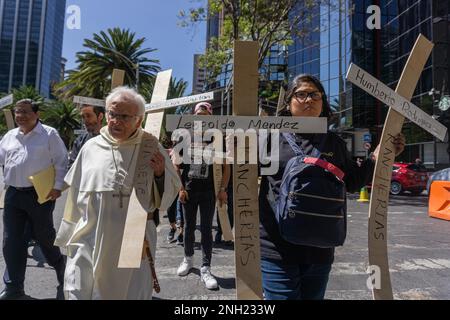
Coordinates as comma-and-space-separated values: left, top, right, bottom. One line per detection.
259, 132, 375, 264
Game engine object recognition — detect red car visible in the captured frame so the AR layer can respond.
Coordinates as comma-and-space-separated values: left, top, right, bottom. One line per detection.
390, 163, 428, 195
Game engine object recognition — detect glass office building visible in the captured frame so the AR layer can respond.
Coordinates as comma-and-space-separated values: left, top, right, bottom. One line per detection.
0, 0, 66, 98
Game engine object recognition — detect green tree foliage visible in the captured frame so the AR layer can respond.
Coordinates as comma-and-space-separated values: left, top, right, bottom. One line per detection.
41, 100, 81, 148
179, 0, 328, 80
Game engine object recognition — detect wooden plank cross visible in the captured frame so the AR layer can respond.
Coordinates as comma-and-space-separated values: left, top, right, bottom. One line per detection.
168, 42, 327, 300
144, 70, 172, 139
0, 94, 14, 209
145, 91, 214, 113
118, 69, 172, 268
346, 34, 447, 300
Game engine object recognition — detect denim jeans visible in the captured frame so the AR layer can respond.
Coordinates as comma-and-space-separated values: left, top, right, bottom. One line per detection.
261, 258, 332, 300
182, 190, 215, 266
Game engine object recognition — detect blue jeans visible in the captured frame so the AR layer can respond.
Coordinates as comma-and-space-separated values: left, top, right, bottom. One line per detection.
261, 258, 332, 300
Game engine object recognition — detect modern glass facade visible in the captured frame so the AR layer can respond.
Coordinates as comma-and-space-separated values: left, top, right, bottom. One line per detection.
288, 0, 450, 164
382, 0, 450, 165
0, 0, 66, 98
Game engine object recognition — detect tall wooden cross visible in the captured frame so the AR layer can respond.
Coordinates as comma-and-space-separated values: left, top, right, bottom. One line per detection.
346, 34, 447, 300
167, 41, 328, 300
144, 84, 233, 240
118, 69, 172, 268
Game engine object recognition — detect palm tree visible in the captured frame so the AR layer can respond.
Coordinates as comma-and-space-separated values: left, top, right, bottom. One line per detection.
168, 78, 188, 100
56, 28, 160, 99
41, 100, 81, 148
12, 86, 45, 106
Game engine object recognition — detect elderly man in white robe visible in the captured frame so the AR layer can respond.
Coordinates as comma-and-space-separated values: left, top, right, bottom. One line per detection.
55, 87, 181, 300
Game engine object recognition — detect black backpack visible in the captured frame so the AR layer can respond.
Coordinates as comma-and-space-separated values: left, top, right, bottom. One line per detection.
268, 133, 347, 248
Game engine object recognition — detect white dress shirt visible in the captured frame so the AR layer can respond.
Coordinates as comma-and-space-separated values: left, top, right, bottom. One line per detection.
0, 122, 68, 190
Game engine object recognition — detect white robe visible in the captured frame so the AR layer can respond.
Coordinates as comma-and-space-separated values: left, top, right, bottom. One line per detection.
55, 127, 181, 300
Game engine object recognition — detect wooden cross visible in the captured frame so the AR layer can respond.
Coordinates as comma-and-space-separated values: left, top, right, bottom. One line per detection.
346, 34, 447, 300
145, 91, 215, 113
144, 70, 172, 138
118, 69, 172, 269
169, 41, 327, 300
113, 190, 131, 208
0, 94, 14, 209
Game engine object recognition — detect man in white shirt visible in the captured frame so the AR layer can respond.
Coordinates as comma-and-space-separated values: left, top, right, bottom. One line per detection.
0, 99, 68, 300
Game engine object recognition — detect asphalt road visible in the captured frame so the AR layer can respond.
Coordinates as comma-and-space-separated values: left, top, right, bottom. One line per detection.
1, 183, 449, 300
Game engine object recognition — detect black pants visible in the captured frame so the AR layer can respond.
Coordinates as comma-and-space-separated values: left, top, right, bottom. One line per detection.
182, 190, 215, 267
2, 187, 64, 291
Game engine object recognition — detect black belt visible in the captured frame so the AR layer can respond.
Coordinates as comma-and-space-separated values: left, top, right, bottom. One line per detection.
11, 186, 35, 192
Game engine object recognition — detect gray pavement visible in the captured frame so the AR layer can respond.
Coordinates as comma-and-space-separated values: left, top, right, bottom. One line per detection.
1, 177, 449, 299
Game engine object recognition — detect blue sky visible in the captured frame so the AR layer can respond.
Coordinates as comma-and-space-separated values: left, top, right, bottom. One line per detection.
62, 0, 206, 94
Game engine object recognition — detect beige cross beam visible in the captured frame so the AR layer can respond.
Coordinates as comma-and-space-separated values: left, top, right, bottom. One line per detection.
231, 41, 263, 300
346, 34, 447, 300
0, 94, 14, 209
0, 94, 15, 131
118, 69, 172, 268
112, 69, 126, 90
145, 91, 214, 113
144, 70, 172, 139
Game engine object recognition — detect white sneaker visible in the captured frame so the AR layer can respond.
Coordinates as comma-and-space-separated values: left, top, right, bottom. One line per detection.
177, 256, 193, 276
200, 266, 218, 290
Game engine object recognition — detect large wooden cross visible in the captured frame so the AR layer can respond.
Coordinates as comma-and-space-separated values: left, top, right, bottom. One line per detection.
118, 69, 172, 268
145, 87, 234, 242
167, 41, 328, 300
346, 34, 447, 300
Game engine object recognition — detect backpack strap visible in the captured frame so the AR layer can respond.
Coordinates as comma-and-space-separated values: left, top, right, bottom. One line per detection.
283, 133, 325, 158
304, 157, 345, 181
283, 133, 345, 181
283, 133, 305, 157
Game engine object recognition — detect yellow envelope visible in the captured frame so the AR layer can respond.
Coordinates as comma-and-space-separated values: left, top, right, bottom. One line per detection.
28, 165, 55, 204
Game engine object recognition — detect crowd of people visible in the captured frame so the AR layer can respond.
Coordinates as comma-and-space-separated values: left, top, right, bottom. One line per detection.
0, 74, 406, 300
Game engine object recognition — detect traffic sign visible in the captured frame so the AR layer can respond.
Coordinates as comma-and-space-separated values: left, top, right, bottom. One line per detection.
364, 133, 372, 143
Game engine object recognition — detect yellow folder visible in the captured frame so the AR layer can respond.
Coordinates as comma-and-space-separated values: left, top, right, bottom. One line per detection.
28, 165, 55, 204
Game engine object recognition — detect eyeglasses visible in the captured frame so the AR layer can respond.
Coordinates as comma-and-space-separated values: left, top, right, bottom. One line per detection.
293, 91, 323, 102
13, 109, 35, 115
106, 111, 138, 122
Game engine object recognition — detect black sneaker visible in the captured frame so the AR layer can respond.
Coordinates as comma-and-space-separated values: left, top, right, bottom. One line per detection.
176, 233, 184, 245
167, 227, 177, 242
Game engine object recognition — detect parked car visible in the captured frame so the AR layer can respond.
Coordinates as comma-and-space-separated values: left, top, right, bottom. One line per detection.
366, 162, 429, 195
390, 162, 428, 195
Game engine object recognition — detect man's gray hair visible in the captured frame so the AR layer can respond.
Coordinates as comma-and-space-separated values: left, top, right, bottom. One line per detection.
105, 86, 146, 116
